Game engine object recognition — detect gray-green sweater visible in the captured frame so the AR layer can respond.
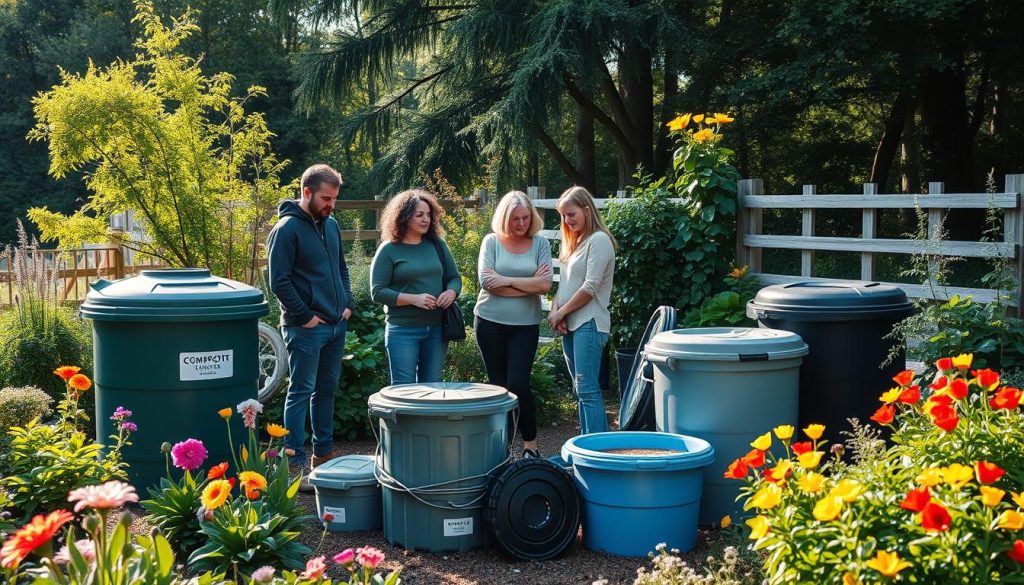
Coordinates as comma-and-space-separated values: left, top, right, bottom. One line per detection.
369, 237, 462, 326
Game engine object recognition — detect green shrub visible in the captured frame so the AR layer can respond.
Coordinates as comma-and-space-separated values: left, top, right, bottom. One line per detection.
0, 385, 53, 432
334, 330, 388, 439
442, 327, 489, 383
681, 267, 758, 328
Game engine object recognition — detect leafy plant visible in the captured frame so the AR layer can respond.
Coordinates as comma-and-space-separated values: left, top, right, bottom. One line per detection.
0, 386, 53, 434
681, 266, 758, 328
424, 169, 493, 303
141, 470, 207, 556
334, 330, 388, 440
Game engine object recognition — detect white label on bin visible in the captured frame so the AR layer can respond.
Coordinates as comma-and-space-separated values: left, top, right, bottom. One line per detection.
179, 350, 233, 381
443, 517, 473, 537
323, 506, 346, 523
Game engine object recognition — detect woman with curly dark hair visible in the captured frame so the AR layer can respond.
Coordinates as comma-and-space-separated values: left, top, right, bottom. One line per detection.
370, 189, 461, 383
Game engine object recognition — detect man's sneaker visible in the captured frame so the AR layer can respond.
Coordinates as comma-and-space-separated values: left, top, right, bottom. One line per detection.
522, 448, 541, 459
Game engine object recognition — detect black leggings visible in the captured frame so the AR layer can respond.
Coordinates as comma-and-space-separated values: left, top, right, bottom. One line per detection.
474, 316, 540, 442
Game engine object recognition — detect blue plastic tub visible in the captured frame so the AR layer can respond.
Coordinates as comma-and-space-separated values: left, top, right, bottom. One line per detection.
561, 432, 714, 557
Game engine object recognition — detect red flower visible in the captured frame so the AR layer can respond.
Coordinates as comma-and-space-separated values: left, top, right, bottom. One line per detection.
1009, 540, 1024, 563
892, 370, 915, 387
990, 387, 1022, 410
897, 385, 921, 404
927, 393, 953, 408
948, 379, 969, 400
207, 462, 229, 480
870, 404, 895, 425
975, 461, 1006, 485
742, 449, 766, 468
929, 404, 959, 432
935, 357, 954, 372
899, 487, 931, 512
972, 368, 1000, 389
228, 477, 237, 489
920, 502, 952, 531
723, 458, 749, 480
0, 510, 74, 569
52, 366, 81, 381
791, 441, 813, 456
929, 376, 948, 391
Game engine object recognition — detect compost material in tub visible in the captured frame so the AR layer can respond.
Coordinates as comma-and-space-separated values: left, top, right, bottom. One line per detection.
601, 448, 683, 456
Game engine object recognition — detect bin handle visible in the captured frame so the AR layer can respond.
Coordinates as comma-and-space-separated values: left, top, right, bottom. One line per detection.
367, 406, 396, 423
645, 353, 680, 371
639, 360, 656, 384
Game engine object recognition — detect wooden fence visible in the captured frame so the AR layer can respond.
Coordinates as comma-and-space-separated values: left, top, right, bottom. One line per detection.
736, 174, 1024, 307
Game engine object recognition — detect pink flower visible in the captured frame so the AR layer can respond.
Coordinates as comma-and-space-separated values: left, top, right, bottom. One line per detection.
334, 548, 356, 567
356, 546, 385, 570
251, 566, 276, 583
236, 399, 263, 429
301, 555, 327, 580
67, 480, 139, 512
171, 439, 208, 471
54, 539, 95, 565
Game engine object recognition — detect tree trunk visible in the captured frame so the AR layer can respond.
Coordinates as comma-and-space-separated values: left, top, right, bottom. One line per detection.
653, 49, 678, 178
575, 107, 596, 194
617, 27, 654, 179
900, 102, 921, 194
870, 91, 911, 192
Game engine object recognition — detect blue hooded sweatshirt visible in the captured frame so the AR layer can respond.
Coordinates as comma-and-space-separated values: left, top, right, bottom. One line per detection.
267, 199, 355, 327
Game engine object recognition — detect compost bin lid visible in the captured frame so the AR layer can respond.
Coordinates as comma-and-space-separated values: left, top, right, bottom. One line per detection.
619, 306, 676, 431
308, 455, 379, 490
561, 431, 715, 472
80, 268, 268, 322
368, 382, 518, 418
644, 327, 808, 362
483, 458, 580, 561
746, 281, 914, 321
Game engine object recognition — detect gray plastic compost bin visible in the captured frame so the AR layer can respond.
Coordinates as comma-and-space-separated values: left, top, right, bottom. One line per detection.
368, 383, 518, 552
746, 282, 914, 434
644, 328, 808, 524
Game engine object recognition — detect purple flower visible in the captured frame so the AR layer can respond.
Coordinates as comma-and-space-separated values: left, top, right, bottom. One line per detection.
110, 406, 133, 421
265, 449, 278, 459
120, 422, 138, 433
251, 566, 276, 583
170, 439, 208, 471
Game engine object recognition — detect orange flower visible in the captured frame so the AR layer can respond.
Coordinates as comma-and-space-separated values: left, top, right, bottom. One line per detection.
217, 408, 232, 419
990, 387, 1022, 410
710, 112, 734, 124
897, 385, 921, 404
920, 501, 952, 531
935, 357, 954, 372
207, 462, 229, 480
892, 370, 914, 386
666, 114, 691, 131
201, 479, 232, 511
742, 449, 766, 468
899, 487, 930, 512
53, 366, 80, 381
723, 458, 749, 479
0, 510, 74, 569
791, 441, 813, 456
692, 113, 706, 123
692, 128, 716, 142
976, 461, 1006, 485
870, 404, 895, 425
68, 374, 91, 392
929, 376, 949, 391
972, 368, 1000, 390
238, 471, 267, 499
948, 378, 969, 400
266, 423, 289, 438
929, 404, 959, 432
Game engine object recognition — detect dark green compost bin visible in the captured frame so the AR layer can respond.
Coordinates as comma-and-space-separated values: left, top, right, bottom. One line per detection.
80, 268, 267, 489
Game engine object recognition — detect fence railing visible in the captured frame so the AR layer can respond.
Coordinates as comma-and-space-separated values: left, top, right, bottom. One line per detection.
736, 174, 1024, 307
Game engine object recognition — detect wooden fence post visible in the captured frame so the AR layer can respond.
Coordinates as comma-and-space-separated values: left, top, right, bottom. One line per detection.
927, 182, 945, 285
1006, 174, 1024, 309
801, 184, 816, 277
861, 183, 878, 281
527, 186, 546, 200
737, 178, 764, 272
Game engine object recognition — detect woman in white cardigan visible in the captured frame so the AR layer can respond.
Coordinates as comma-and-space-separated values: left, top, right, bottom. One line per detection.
547, 186, 617, 435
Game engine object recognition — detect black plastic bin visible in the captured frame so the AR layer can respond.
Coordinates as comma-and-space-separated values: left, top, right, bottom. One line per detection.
746, 281, 914, 434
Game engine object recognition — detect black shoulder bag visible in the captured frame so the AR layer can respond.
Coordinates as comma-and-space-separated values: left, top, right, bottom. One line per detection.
430, 236, 466, 342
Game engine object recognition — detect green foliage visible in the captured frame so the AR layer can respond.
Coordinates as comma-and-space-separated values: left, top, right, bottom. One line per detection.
140, 471, 206, 556
531, 339, 576, 426
26, 0, 291, 283
0, 386, 53, 433
335, 330, 388, 440
426, 170, 492, 301
681, 268, 758, 328
441, 328, 488, 384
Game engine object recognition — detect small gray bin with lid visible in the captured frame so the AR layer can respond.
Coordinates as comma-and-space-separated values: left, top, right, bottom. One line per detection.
644, 328, 808, 524
308, 455, 382, 532
368, 383, 517, 552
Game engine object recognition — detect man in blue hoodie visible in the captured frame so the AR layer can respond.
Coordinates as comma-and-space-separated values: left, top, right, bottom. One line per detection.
268, 164, 354, 477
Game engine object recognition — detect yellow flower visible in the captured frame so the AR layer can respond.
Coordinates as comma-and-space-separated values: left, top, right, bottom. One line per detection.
943, 463, 974, 488
241, 445, 249, 463
773, 425, 794, 441
728, 265, 749, 279
843, 572, 862, 585
1012, 491, 1024, 509
201, 479, 232, 511
797, 472, 826, 494
750, 432, 772, 451
865, 550, 912, 578
878, 387, 902, 404
238, 471, 268, 490
745, 483, 783, 511
917, 467, 943, 487
951, 353, 973, 369
797, 451, 824, 469
998, 510, 1024, 530
720, 515, 731, 528
746, 515, 770, 540
692, 113, 706, 123
666, 113, 691, 131
803, 424, 826, 440
266, 423, 289, 438
813, 496, 844, 521
692, 128, 715, 142
770, 460, 794, 482
980, 486, 1006, 507
218, 408, 232, 419
829, 479, 865, 503
711, 112, 735, 124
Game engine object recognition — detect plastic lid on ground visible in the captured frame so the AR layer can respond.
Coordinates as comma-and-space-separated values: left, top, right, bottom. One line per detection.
367, 382, 518, 418
308, 454, 379, 490
80, 268, 268, 322
619, 306, 676, 431
644, 327, 809, 362
747, 281, 914, 321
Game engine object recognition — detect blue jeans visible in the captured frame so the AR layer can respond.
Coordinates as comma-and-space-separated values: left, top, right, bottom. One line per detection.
384, 323, 446, 384
282, 320, 347, 459
562, 319, 609, 435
